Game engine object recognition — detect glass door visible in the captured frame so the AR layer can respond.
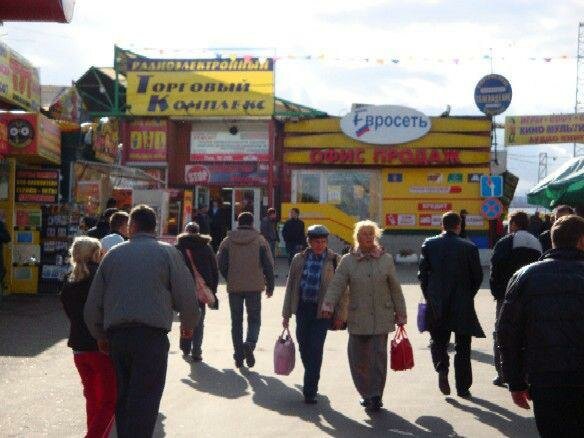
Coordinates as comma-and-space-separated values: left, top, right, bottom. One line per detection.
194, 186, 210, 211
232, 188, 261, 230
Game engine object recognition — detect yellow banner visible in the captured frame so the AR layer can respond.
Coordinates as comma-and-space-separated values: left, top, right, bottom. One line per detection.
0, 42, 41, 111
126, 58, 274, 116
284, 147, 490, 166
505, 114, 584, 146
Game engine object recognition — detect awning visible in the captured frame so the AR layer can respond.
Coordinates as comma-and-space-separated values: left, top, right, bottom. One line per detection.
75, 160, 164, 184
528, 157, 584, 208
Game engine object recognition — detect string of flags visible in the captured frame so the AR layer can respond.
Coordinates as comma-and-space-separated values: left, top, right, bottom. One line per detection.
126, 46, 578, 65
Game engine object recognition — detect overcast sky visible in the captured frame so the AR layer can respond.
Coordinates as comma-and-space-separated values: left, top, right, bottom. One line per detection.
2, 0, 583, 195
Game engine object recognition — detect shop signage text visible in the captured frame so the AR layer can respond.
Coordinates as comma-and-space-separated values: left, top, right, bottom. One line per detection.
309, 147, 461, 166
474, 74, 512, 116
0, 42, 41, 112
16, 169, 59, 203
340, 105, 431, 145
185, 163, 268, 185
126, 57, 274, 116
127, 120, 167, 162
505, 114, 584, 146
418, 202, 452, 211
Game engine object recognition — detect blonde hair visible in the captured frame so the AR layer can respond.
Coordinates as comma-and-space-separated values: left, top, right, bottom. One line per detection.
353, 220, 382, 249
69, 237, 101, 282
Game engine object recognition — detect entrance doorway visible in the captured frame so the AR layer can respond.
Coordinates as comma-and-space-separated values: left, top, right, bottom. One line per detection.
231, 188, 261, 230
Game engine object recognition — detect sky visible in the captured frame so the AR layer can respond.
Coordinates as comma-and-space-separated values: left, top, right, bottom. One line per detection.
2, 0, 584, 196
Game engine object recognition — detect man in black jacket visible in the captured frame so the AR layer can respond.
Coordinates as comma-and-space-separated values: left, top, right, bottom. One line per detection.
175, 222, 219, 361
497, 215, 584, 437
538, 205, 573, 252
489, 211, 542, 386
418, 211, 485, 399
87, 208, 118, 240
282, 208, 305, 265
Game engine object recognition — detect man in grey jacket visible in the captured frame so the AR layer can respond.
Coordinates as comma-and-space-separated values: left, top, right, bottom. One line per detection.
85, 204, 199, 438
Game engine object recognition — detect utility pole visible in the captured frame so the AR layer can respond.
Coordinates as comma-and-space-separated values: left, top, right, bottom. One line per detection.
538, 152, 548, 182
575, 22, 584, 157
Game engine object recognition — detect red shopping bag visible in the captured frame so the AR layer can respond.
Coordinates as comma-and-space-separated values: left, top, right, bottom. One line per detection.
390, 326, 414, 371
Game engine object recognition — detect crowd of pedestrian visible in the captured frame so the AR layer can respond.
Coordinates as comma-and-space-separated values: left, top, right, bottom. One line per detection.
58, 203, 584, 437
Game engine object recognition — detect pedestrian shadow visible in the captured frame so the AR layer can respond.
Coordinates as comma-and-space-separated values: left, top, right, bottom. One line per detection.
241, 369, 457, 437
181, 361, 249, 399
470, 349, 494, 365
446, 396, 538, 437
153, 412, 166, 437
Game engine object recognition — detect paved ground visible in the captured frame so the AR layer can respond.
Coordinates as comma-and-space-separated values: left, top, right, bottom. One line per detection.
0, 262, 538, 437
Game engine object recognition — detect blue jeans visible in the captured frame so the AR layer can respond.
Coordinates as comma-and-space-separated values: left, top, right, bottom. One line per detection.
108, 326, 169, 438
296, 300, 330, 398
228, 292, 262, 361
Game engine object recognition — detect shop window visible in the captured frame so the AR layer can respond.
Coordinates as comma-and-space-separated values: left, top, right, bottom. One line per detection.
296, 173, 320, 203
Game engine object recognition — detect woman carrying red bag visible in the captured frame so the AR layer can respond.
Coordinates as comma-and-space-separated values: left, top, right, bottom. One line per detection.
322, 220, 407, 412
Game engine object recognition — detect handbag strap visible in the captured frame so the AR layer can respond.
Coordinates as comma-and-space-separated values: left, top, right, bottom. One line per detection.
281, 328, 291, 340
185, 249, 206, 286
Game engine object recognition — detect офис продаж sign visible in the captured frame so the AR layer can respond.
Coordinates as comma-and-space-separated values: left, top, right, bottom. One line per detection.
126, 58, 275, 117
16, 169, 59, 203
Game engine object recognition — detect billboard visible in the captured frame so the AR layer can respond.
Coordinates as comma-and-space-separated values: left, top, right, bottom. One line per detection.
93, 118, 118, 164
127, 119, 167, 163
190, 121, 269, 161
126, 57, 274, 116
15, 169, 59, 203
505, 114, 584, 146
0, 42, 41, 111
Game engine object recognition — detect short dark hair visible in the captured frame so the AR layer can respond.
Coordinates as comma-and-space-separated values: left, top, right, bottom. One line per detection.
238, 212, 254, 227
509, 211, 529, 230
442, 211, 461, 231
291, 208, 300, 215
267, 208, 276, 215
130, 204, 157, 233
106, 197, 117, 208
102, 208, 118, 222
109, 211, 129, 232
556, 205, 575, 217
551, 215, 584, 249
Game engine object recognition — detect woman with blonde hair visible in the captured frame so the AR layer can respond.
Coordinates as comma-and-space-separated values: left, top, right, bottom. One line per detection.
60, 237, 116, 437
322, 220, 407, 412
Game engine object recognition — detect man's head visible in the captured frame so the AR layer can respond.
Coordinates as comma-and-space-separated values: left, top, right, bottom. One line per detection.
267, 208, 276, 220
306, 224, 329, 255
290, 208, 300, 219
128, 204, 157, 237
460, 209, 468, 217
442, 211, 462, 234
237, 211, 254, 227
102, 208, 118, 224
109, 211, 129, 237
551, 215, 584, 250
555, 205, 574, 221
508, 211, 529, 233
184, 221, 200, 234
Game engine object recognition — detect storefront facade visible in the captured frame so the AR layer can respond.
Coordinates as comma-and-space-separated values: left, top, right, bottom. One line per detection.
281, 114, 492, 250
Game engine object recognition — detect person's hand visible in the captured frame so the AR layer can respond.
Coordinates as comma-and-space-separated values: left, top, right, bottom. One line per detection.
266, 290, 274, 298
320, 310, 333, 319
282, 317, 289, 328
511, 390, 531, 409
395, 314, 407, 326
332, 318, 345, 330
97, 339, 109, 355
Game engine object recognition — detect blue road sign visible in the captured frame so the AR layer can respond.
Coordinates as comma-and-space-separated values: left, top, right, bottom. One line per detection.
474, 74, 512, 116
481, 197, 504, 220
480, 175, 503, 198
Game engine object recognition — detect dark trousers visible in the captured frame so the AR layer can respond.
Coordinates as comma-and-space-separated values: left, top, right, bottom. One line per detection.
493, 299, 504, 379
228, 292, 262, 361
191, 305, 206, 357
108, 326, 169, 438
430, 329, 472, 393
286, 243, 303, 265
531, 386, 584, 438
295, 300, 330, 398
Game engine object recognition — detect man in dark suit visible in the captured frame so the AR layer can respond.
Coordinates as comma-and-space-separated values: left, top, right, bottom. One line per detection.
418, 211, 485, 399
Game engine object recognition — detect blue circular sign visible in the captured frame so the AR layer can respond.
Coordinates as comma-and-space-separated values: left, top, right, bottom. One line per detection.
481, 197, 503, 220
474, 74, 512, 116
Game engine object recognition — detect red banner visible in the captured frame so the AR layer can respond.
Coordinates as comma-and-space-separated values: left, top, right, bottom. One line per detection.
127, 119, 167, 162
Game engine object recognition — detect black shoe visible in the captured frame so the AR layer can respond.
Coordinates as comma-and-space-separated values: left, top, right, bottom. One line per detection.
304, 396, 317, 404
234, 357, 244, 368
369, 396, 383, 412
438, 371, 451, 395
359, 398, 371, 408
492, 376, 506, 387
243, 343, 256, 368
457, 390, 472, 399
191, 354, 203, 362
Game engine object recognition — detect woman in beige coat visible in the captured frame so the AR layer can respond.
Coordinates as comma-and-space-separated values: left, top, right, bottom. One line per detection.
322, 220, 407, 412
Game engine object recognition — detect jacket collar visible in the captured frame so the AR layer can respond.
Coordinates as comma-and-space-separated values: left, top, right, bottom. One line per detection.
130, 232, 156, 240
542, 248, 584, 261
353, 246, 384, 260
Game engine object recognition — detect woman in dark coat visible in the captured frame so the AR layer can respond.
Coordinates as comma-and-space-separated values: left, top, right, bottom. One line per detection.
176, 222, 219, 361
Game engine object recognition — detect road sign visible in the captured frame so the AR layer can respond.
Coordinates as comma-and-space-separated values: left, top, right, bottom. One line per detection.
480, 175, 503, 198
474, 74, 512, 116
480, 197, 504, 220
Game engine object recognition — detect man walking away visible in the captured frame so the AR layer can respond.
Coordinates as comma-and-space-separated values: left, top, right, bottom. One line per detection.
497, 215, 584, 437
539, 205, 574, 252
490, 211, 542, 387
418, 211, 485, 399
218, 212, 274, 368
261, 208, 279, 265
100, 211, 129, 254
282, 208, 305, 265
87, 208, 118, 240
84, 204, 200, 438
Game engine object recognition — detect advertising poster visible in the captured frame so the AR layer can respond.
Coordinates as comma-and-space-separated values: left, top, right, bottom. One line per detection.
190, 121, 269, 161
126, 57, 274, 116
127, 119, 168, 162
93, 118, 119, 164
505, 114, 584, 146
0, 41, 41, 112
37, 115, 61, 164
15, 169, 59, 203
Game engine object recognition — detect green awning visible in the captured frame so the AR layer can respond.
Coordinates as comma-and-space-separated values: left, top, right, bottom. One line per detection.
527, 157, 584, 208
